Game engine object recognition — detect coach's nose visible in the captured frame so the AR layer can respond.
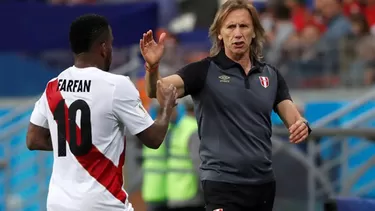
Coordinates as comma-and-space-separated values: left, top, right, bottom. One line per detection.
234, 26, 243, 39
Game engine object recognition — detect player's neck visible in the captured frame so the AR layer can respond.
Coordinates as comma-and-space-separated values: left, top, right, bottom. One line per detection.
74, 53, 102, 69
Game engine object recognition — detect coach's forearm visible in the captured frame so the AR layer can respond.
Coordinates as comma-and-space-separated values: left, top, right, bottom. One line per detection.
145, 69, 161, 98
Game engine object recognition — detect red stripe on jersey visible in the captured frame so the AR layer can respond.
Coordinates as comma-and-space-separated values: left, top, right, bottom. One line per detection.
45, 79, 127, 203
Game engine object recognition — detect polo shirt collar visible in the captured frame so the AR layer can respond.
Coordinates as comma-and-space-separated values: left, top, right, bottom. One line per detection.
212, 49, 265, 70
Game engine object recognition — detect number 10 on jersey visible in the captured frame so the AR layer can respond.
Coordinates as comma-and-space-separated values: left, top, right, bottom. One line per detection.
53, 99, 93, 157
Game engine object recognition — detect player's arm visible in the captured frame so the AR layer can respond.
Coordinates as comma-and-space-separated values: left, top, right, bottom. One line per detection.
114, 77, 177, 149
26, 123, 52, 151
136, 104, 173, 149
145, 60, 209, 98
273, 70, 311, 143
26, 92, 53, 151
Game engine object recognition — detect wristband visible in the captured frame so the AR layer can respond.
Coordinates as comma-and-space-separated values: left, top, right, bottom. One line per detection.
303, 120, 312, 135
145, 62, 159, 73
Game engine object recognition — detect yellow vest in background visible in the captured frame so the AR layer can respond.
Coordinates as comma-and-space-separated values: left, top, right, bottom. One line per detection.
167, 116, 198, 201
142, 124, 172, 202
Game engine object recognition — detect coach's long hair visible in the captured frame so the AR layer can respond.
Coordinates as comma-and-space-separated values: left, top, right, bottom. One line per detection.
209, 0, 266, 60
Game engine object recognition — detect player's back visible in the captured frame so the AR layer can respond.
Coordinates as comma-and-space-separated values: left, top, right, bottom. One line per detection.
43, 66, 133, 211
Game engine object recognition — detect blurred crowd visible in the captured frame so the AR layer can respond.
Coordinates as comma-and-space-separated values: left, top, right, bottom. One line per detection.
32, 0, 375, 89
263, 0, 375, 88
9, 0, 375, 89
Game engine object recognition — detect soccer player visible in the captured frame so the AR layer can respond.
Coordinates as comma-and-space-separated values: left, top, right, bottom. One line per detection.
26, 14, 177, 211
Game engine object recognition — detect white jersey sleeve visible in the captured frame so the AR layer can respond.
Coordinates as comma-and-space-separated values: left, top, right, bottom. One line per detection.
113, 76, 154, 135
30, 91, 49, 129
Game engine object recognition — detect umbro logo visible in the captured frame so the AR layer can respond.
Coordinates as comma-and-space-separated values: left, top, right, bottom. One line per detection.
218, 75, 230, 83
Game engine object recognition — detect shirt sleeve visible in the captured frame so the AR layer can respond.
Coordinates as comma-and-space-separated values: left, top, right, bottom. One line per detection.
273, 69, 292, 111
113, 76, 154, 136
30, 91, 49, 129
175, 58, 210, 96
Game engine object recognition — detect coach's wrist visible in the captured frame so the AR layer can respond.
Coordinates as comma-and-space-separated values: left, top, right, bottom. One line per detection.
300, 118, 312, 135
145, 62, 159, 73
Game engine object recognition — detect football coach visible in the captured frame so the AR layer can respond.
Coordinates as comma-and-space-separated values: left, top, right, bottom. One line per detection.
139, 0, 312, 210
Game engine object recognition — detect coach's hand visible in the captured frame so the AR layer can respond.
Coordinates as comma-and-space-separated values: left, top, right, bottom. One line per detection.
140, 30, 166, 68
288, 119, 309, 144
156, 79, 178, 110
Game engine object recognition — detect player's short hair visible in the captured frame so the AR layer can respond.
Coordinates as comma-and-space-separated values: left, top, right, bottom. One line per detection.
69, 14, 110, 54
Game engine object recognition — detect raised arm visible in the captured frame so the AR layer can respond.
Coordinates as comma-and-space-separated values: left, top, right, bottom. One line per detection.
140, 30, 188, 98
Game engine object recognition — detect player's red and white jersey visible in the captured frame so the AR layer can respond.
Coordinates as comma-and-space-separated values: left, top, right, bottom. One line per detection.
30, 66, 154, 211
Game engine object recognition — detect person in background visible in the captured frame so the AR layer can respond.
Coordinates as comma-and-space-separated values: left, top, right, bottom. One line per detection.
167, 96, 204, 211
142, 101, 179, 211
342, 0, 364, 16
266, 3, 295, 66
282, 20, 323, 88
365, 0, 375, 34
285, 0, 311, 33
341, 13, 372, 86
315, 0, 351, 49
315, 0, 351, 81
156, 29, 184, 78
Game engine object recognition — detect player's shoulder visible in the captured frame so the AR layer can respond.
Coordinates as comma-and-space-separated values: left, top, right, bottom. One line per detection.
50, 66, 136, 93
69, 66, 132, 86
80, 67, 122, 82
44, 66, 75, 87
82, 67, 131, 84
108, 73, 134, 89
103, 72, 137, 97
47, 77, 59, 84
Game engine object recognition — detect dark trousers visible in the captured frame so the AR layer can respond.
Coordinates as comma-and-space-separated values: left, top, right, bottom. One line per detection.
148, 203, 204, 211
202, 180, 276, 211
146, 202, 170, 211
169, 207, 205, 211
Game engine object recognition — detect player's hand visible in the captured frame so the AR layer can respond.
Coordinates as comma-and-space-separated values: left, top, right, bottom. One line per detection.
139, 30, 166, 68
156, 79, 178, 110
288, 119, 309, 144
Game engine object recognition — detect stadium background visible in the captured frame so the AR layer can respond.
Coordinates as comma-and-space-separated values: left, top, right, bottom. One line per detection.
1, 0, 375, 210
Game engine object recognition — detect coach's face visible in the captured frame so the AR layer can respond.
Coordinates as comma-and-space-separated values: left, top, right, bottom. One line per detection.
218, 8, 254, 58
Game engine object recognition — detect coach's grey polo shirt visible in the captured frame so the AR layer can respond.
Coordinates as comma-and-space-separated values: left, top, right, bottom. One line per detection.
176, 50, 292, 185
